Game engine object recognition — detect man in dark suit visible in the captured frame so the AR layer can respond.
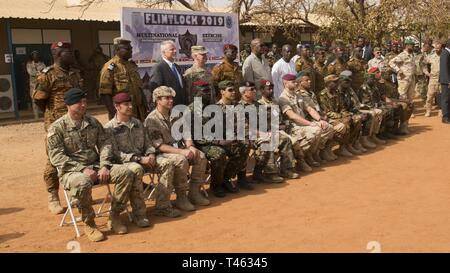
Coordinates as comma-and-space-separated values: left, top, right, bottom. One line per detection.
149, 40, 187, 106
439, 39, 450, 124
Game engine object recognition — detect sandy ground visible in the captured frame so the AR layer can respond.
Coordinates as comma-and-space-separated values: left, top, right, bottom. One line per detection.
0, 102, 449, 253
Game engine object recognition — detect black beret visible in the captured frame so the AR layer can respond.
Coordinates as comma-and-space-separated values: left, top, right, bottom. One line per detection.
64, 88, 87, 105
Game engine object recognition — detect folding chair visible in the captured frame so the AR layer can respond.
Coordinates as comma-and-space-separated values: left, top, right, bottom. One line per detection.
143, 171, 157, 201
96, 183, 132, 222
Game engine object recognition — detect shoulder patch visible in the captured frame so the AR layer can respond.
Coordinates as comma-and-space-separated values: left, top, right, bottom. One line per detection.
108, 63, 116, 71
41, 66, 53, 73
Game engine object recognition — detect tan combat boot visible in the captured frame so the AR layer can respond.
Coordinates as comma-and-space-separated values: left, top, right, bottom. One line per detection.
305, 153, 320, 167
338, 145, 353, 157
84, 221, 105, 242
424, 110, 431, 117
280, 168, 300, 179
296, 158, 313, 172
107, 212, 128, 234
320, 148, 335, 162
188, 183, 210, 206
370, 135, 386, 145
313, 150, 327, 163
326, 144, 339, 160
132, 214, 151, 228
48, 190, 64, 215
346, 143, 362, 155
175, 192, 196, 212
354, 139, 367, 152
361, 136, 377, 149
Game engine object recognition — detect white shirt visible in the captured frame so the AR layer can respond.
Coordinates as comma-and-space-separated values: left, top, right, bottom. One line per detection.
290, 55, 300, 67
163, 57, 183, 87
272, 58, 296, 99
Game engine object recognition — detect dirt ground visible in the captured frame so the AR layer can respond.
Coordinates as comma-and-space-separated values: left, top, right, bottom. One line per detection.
0, 102, 449, 253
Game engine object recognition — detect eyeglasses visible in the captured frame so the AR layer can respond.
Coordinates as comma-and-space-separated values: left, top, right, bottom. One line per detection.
226, 88, 237, 92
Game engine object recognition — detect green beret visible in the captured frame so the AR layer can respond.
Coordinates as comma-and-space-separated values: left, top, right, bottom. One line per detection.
64, 88, 87, 105
218, 80, 234, 90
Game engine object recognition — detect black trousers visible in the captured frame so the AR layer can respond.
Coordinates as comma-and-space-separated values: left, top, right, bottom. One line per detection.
441, 84, 450, 120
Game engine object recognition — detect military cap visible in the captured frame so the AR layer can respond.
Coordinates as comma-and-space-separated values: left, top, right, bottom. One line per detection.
191, 45, 208, 55
373, 47, 381, 52
51, 42, 71, 50
64, 88, 87, 105
260, 79, 273, 87
152, 86, 176, 102
296, 71, 309, 79
282, 74, 297, 81
223, 44, 238, 51
404, 38, 415, 45
113, 37, 131, 45
300, 43, 311, 49
340, 70, 353, 81
218, 80, 234, 90
324, 74, 340, 84
314, 45, 324, 50
113, 92, 132, 104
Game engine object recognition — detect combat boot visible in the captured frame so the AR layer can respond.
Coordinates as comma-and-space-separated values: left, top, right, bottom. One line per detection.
338, 145, 353, 157
132, 214, 151, 228
313, 150, 327, 163
223, 179, 239, 193
346, 144, 361, 155
324, 143, 338, 160
280, 169, 300, 179
320, 149, 335, 162
370, 135, 386, 145
266, 174, 284, 183
154, 206, 182, 218
188, 183, 210, 206
107, 211, 128, 234
84, 221, 105, 242
296, 158, 313, 172
210, 183, 226, 198
361, 136, 377, 149
48, 190, 64, 215
175, 192, 196, 211
305, 153, 320, 167
424, 110, 431, 117
252, 166, 273, 184
354, 140, 367, 152
237, 171, 255, 190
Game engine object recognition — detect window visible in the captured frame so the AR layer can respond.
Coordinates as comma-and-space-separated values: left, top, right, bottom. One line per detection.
98, 30, 120, 57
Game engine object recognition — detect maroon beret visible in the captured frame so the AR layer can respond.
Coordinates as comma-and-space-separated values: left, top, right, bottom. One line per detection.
282, 74, 297, 81
260, 79, 273, 87
113, 92, 132, 104
51, 41, 71, 50
223, 44, 238, 51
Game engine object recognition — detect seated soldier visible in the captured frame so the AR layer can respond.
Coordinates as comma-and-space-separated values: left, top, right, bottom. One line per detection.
257, 79, 300, 179
47, 88, 138, 242
296, 71, 336, 163
144, 86, 209, 214
319, 74, 352, 158
277, 74, 323, 172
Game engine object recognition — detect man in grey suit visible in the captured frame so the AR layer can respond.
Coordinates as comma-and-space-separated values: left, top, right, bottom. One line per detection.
149, 40, 187, 106
439, 39, 450, 124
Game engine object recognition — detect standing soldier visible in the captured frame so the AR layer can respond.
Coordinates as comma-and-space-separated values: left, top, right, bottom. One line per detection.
295, 44, 317, 94
26, 50, 46, 119
327, 44, 349, 77
240, 43, 251, 65
266, 43, 282, 68
32, 41, 83, 215
145, 86, 208, 213
47, 89, 137, 242
211, 44, 241, 101
423, 42, 444, 117
347, 47, 367, 92
183, 45, 216, 104
314, 48, 328, 93
384, 41, 401, 86
99, 37, 147, 121
414, 42, 431, 101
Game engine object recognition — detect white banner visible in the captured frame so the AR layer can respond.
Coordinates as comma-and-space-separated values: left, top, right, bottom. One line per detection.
120, 7, 240, 70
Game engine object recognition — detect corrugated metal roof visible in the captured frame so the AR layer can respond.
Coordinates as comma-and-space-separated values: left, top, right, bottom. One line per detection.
0, 0, 231, 22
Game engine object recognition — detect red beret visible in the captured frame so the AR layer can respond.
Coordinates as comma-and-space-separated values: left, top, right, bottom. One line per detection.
367, 67, 379, 74
51, 42, 71, 50
113, 92, 132, 104
282, 74, 297, 81
223, 44, 238, 51
193, 80, 211, 93
193, 80, 209, 87
260, 79, 273, 87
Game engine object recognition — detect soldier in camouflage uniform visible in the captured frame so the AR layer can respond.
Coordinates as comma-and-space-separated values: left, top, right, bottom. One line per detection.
266, 43, 282, 68
26, 50, 46, 119
347, 47, 367, 92
296, 72, 336, 163
211, 44, 241, 101
278, 74, 323, 172
327, 44, 349, 77
319, 74, 353, 157
337, 71, 371, 155
105, 92, 183, 223
32, 41, 83, 215
183, 45, 216, 104
47, 89, 135, 242
414, 43, 430, 101
144, 86, 208, 213
258, 79, 299, 179
423, 42, 444, 117
295, 44, 317, 94
314, 48, 327, 94
384, 42, 401, 86
240, 44, 251, 65
99, 37, 148, 121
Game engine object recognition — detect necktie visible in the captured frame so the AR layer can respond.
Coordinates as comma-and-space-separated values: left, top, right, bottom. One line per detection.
171, 64, 181, 86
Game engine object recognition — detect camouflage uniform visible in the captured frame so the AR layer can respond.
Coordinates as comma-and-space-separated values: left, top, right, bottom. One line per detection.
32, 63, 83, 193
99, 55, 148, 121
144, 109, 207, 198
211, 59, 241, 100
26, 60, 46, 118
327, 58, 348, 78
377, 80, 413, 124
105, 116, 177, 215
314, 60, 327, 94
47, 114, 134, 225
338, 85, 364, 143
423, 51, 442, 113
319, 87, 351, 145
278, 90, 321, 158
347, 57, 367, 92
414, 51, 428, 101
389, 50, 416, 102
183, 64, 216, 104
298, 88, 335, 151
384, 51, 398, 84
295, 56, 317, 93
